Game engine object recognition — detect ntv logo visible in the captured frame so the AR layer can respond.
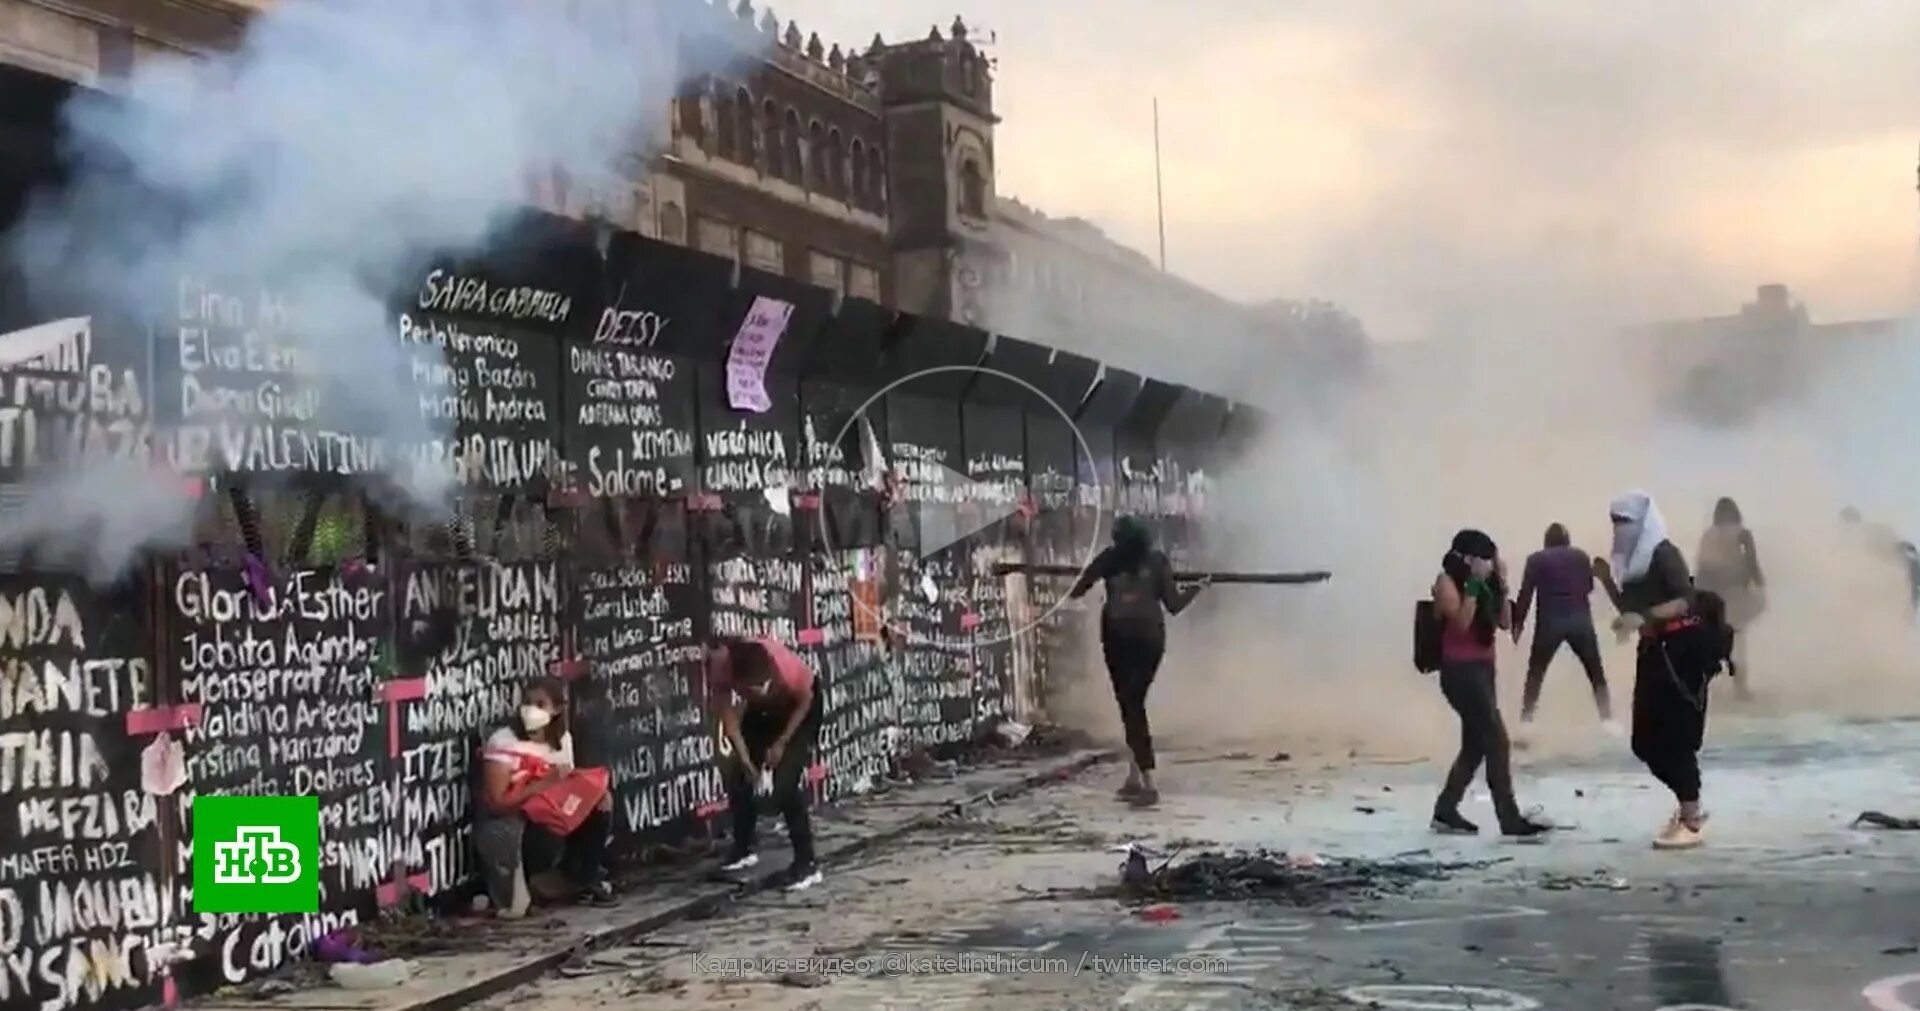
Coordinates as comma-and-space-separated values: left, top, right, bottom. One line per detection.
193, 796, 321, 914
213, 827, 303, 885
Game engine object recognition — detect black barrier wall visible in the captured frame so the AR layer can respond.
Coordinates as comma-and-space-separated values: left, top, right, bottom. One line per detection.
0, 207, 1252, 1010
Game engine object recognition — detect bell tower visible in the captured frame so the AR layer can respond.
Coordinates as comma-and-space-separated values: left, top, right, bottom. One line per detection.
873, 17, 1000, 323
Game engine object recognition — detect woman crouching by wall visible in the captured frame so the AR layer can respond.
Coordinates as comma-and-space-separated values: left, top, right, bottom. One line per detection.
473, 678, 616, 914
1597, 491, 1724, 850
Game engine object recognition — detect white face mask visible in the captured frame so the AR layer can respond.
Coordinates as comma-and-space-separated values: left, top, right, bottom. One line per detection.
520, 705, 553, 732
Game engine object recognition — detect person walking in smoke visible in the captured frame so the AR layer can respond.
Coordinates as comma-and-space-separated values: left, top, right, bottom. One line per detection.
1069, 516, 1208, 808
1839, 507, 1920, 620
1696, 497, 1765, 699
1512, 522, 1617, 738
1596, 491, 1725, 851
1429, 529, 1552, 839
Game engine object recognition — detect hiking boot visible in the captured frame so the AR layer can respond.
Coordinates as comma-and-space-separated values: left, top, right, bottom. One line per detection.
1501, 818, 1554, 840
1431, 810, 1480, 835
782, 862, 824, 892
720, 853, 759, 873
1653, 815, 1704, 850
1128, 786, 1161, 808
1116, 780, 1144, 801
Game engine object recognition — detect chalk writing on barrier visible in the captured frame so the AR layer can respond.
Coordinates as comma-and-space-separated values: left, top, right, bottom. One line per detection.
417, 269, 572, 325
398, 309, 560, 492
168, 277, 387, 476
0, 575, 156, 1011
565, 343, 694, 497
0, 317, 150, 478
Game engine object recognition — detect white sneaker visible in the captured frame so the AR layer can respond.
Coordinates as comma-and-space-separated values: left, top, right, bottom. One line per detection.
1652, 816, 1704, 850
783, 865, 823, 892
721, 853, 759, 873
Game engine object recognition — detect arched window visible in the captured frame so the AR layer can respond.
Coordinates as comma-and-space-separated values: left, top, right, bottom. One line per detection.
783, 109, 803, 184
867, 147, 885, 207
734, 87, 755, 165
827, 128, 846, 199
850, 139, 868, 208
763, 100, 782, 178
808, 119, 827, 191
960, 158, 986, 218
715, 87, 737, 160
959, 52, 977, 96
677, 92, 705, 148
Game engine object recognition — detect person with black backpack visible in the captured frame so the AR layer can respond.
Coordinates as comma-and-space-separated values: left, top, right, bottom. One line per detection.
1427, 529, 1552, 839
1595, 490, 1733, 851
1069, 516, 1208, 808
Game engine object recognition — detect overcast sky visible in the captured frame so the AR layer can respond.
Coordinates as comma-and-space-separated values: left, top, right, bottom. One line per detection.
775, 0, 1920, 339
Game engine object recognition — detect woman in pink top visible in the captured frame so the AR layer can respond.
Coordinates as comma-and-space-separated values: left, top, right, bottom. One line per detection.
708, 636, 823, 891
1429, 529, 1550, 840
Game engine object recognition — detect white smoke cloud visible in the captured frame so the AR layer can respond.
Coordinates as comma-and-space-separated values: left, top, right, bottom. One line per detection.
1, 0, 745, 581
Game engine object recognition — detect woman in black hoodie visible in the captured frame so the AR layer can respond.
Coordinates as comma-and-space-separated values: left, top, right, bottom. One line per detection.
1070, 516, 1206, 807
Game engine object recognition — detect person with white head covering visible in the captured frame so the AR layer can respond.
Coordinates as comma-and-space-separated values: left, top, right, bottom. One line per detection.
1594, 490, 1717, 850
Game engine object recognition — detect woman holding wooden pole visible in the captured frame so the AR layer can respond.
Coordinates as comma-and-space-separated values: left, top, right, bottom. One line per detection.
1069, 516, 1208, 808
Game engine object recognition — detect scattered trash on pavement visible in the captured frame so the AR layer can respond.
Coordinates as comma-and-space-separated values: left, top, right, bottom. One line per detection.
1537, 871, 1631, 892
329, 960, 415, 989
1112, 848, 1483, 907
1854, 811, 1920, 830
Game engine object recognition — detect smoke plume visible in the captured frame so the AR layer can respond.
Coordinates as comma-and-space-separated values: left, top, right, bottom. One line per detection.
0, 0, 737, 581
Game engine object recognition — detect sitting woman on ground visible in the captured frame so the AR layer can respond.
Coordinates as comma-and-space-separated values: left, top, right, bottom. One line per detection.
473, 677, 616, 914
1429, 529, 1551, 839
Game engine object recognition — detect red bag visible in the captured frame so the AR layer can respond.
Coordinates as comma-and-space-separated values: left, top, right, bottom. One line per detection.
521, 766, 611, 836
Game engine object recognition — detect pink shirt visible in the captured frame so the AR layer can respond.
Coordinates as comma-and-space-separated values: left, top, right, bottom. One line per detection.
1440, 618, 1495, 665
712, 637, 815, 699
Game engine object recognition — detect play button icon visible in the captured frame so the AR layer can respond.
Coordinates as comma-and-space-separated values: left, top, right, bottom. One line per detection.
824, 363, 1109, 649
896, 460, 1026, 559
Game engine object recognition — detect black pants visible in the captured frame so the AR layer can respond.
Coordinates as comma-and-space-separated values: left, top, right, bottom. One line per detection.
1435, 660, 1522, 826
523, 807, 610, 888
724, 693, 823, 865
1521, 613, 1609, 719
1103, 626, 1166, 772
1631, 639, 1709, 804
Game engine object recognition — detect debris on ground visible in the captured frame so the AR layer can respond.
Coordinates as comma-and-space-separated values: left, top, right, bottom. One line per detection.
1109, 848, 1482, 907
778, 971, 831, 988
329, 960, 416, 989
1537, 870, 1631, 892
354, 914, 496, 958
1854, 811, 1920, 830
1137, 904, 1181, 923
992, 719, 1033, 748
312, 928, 380, 964
1270, 751, 1292, 762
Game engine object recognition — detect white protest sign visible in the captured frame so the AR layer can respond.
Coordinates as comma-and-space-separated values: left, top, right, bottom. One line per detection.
724, 296, 795, 413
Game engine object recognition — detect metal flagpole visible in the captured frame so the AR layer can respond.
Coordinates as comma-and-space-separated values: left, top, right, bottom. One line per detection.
1154, 97, 1167, 272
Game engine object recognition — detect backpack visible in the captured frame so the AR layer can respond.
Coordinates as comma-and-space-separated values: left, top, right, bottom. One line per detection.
1103, 560, 1165, 629
1665, 589, 1737, 682
1413, 600, 1442, 674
